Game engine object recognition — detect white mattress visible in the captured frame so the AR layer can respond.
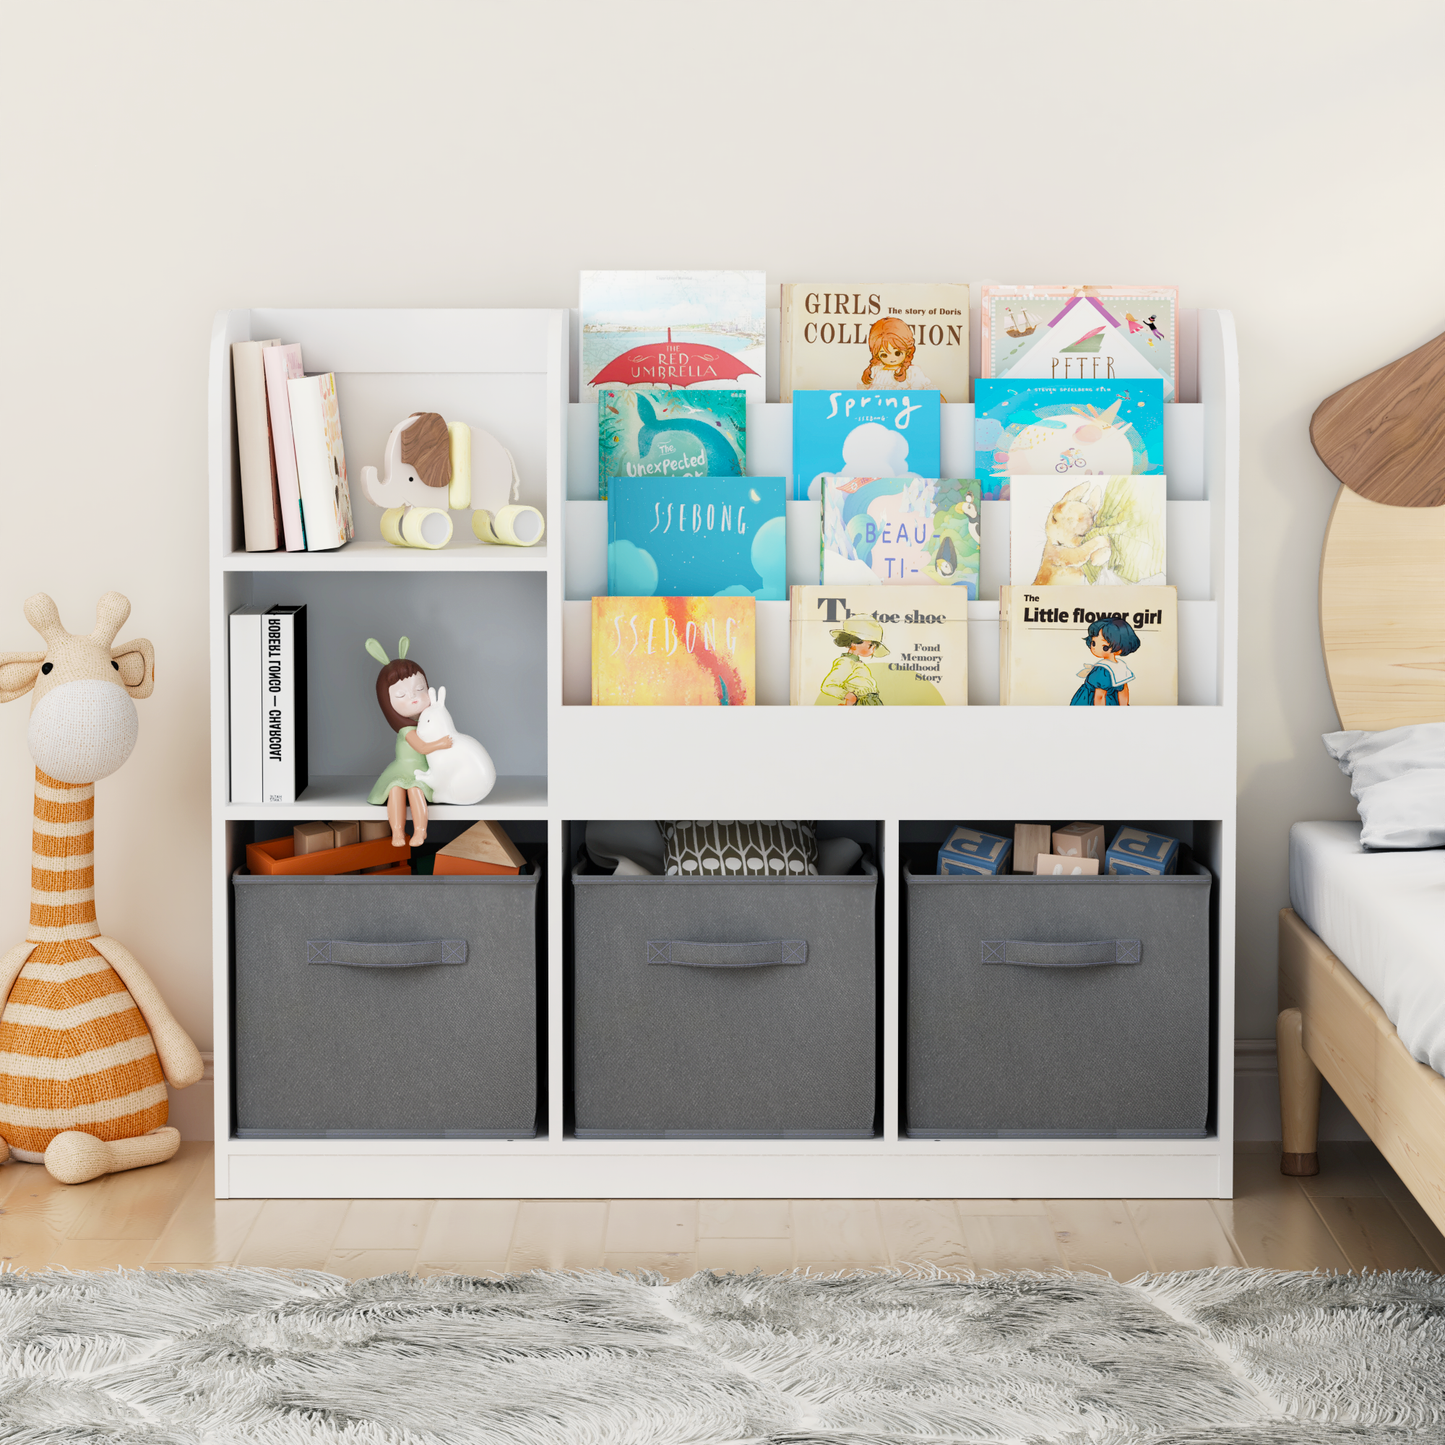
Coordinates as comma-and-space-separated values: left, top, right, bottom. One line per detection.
1290, 821, 1445, 1075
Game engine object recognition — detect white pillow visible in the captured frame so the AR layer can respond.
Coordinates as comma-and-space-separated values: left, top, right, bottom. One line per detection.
1324, 723, 1445, 849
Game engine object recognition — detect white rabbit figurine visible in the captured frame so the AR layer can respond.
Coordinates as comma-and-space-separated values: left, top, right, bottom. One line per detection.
412, 686, 497, 804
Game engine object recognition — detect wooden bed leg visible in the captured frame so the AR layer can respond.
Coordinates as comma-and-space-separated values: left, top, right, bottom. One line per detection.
1278, 1007, 1321, 1176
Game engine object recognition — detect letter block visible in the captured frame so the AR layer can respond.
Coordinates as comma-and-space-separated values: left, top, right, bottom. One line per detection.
1012, 824, 1055, 874
1053, 821, 1105, 862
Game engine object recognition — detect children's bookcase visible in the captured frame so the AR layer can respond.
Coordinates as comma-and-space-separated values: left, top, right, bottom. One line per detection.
208, 304, 1238, 1199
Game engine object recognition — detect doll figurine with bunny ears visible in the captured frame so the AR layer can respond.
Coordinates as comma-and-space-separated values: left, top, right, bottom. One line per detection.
365, 637, 452, 846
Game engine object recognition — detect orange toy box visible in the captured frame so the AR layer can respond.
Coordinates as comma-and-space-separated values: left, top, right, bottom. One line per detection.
244, 835, 412, 877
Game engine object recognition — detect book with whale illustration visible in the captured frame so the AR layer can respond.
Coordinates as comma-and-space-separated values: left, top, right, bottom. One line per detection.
607, 476, 787, 600
791, 389, 940, 502
597, 388, 745, 501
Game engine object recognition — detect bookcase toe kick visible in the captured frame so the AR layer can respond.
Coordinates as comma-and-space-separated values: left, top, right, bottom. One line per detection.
210, 306, 1238, 1200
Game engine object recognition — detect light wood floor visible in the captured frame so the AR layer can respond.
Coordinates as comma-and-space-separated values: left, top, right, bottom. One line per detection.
1, 1143, 1441, 1279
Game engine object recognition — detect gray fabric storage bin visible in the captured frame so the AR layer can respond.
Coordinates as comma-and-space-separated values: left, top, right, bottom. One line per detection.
904, 859, 1211, 1137
572, 861, 877, 1137
233, 868, 540, 1137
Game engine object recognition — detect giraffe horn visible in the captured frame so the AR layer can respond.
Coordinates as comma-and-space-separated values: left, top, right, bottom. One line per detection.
90, 592, 132, 649
23, 593, 67, 645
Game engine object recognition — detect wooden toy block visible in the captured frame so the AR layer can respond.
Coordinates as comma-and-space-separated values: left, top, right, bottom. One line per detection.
1012, 824, 1054, 873
1035, 853, 1100, 876
937, 826, 1011, 875
328, 819, 360, 848
360, 820, 392, 842
246, 835, 411, 876
293, 821, 335, 855
1053, 821, 1105, 862
437, 819, 525, 872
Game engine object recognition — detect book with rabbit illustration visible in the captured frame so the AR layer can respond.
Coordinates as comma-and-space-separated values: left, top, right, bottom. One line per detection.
974, 379, 1163, 501
981, 285, 1179, 401
591, 596, 755, 705
821, 477, 980, 594
1010, 475, 1166, 587
607, 476, 786, 600
999, 584, 1177, 706
792, 389, 940, 502
789, 585, 968, 706
597, 388, 746, 501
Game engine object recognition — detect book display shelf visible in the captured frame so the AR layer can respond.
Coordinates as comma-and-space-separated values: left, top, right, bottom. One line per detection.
208, 305, 1239, 1200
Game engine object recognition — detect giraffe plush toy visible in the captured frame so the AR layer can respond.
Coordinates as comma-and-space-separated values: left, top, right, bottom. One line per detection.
0, 592, 203, 1184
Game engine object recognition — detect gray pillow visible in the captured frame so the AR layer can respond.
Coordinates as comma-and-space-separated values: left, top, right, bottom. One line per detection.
1324, 723, 1445, 849
660, 821, 817, 877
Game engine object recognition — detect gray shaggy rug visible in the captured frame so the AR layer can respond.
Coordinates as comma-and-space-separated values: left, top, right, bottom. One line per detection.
1, 1267, 1444, 1443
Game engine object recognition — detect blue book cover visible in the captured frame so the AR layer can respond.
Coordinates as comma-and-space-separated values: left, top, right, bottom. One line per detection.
608, 477, 787, 601
973, 379, 1164, 500
792, 389, 940, 502
821, 477, 980, 595
597, 389, 746, 501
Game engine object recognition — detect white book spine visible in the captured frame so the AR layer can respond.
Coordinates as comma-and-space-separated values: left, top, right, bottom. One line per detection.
261, 609, 293, 805
231, 339, 282, 551
287, 374, 344, 551
228, 607, 264, 804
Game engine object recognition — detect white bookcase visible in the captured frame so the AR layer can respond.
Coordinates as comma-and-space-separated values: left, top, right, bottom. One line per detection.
208, 304, 1238, 1199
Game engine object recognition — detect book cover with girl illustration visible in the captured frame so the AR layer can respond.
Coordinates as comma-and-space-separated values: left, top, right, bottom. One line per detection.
779, 284, 970, 403
974, 379, 1164, 500
981, 285, 1179, 401
790, 585, 968, 705
793, 389, 940, 502
999, 584, 1177, 706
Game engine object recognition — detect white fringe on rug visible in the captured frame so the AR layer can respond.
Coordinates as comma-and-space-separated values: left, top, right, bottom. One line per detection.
0, 1265, 1442, 1443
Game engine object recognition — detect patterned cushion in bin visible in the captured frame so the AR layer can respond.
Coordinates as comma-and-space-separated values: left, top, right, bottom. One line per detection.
659, 821, 818, 877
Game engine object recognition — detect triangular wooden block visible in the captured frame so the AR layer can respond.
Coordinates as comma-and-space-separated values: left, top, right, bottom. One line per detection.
1311, 328, 1445, 507
437, 820, 525, 869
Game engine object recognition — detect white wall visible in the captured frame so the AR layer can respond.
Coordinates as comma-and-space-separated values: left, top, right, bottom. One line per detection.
2, 0, 1441, 1064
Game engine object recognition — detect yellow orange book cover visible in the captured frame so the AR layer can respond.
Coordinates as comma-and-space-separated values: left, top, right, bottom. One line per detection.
592, 596, 756, 705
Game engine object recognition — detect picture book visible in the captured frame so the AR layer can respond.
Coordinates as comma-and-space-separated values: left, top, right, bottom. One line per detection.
607, 477, 786, 601
231, 338, 282, 551
981, 285, 1179, 401
597, 388, 745, 501
974, 379, 1164, 500
779, 284, 970, 403
999, 584, 1177, 707
592, 596, 755, 706
580, 270, 766, 401
789, 585, 968, 706
287, 373, 354, 551
821, 477, 980, 594
793, 389, 940, 503
262, 343, 306, 550
1009, 475, 1166, 587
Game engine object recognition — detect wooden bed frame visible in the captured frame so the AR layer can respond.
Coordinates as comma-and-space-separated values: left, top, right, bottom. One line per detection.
1277, 483, 1445, 1234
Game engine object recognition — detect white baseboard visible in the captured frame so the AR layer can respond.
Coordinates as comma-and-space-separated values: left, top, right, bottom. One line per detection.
167, 1048, 1371, 1148
166, 1052, 215, 1142
1233, 1038, 1368, 1143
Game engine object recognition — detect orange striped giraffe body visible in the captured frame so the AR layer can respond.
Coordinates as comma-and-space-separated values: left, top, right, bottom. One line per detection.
0, 769, 166, 1161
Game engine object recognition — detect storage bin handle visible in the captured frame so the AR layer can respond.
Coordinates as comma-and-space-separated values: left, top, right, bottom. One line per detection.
307, 939, 468, 968
981, 939, 1140, 967
647, 939, 807, 968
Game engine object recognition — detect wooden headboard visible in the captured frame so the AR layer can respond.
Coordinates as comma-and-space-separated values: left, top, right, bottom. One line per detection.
1320, 485, 1445, 730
